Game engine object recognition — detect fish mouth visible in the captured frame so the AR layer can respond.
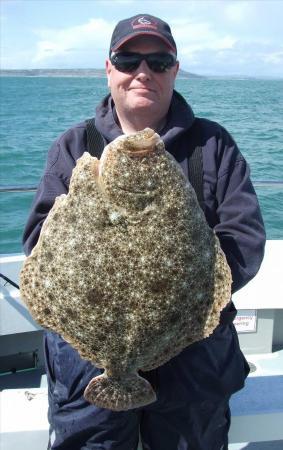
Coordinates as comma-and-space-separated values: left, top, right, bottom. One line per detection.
124, 148, 155, 157
120, 129, 161, 157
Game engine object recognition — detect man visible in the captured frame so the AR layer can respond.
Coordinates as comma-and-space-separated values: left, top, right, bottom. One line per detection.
23, 14, 266, 450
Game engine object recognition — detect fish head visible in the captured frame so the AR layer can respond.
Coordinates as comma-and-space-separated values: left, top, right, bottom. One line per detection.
98, 128, 165, 209
116, 128, 162, 157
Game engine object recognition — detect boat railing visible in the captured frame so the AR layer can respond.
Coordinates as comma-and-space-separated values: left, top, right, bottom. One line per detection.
0, 186, 38, 193
1, 180, 283, 193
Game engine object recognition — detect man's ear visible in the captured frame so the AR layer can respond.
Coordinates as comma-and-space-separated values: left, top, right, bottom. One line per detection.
173, 60, 179, 79
106, 59, 112, 88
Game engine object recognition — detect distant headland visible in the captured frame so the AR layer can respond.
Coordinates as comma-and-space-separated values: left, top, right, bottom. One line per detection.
0, 68, 203, 79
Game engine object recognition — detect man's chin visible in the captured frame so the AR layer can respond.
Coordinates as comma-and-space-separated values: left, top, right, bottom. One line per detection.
130, 95, 156, 110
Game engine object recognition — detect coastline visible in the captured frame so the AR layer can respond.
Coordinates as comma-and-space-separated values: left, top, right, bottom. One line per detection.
0, 68, 203, 79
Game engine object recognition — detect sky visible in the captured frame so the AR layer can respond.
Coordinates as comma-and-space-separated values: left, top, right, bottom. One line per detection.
1, 0, 283, 77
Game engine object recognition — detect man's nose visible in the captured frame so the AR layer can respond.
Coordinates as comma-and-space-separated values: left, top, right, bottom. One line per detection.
135, 60, 152, 80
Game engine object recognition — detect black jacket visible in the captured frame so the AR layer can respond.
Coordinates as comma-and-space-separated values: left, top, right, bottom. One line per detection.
23, 90, 266, 297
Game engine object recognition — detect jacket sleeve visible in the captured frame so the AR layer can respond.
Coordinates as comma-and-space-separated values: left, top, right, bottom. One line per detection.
22, 128, 82, 256
212, 127, 266, 293
22, 172, 68, 256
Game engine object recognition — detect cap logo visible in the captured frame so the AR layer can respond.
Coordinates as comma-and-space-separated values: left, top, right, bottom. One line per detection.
132, 16, 158, 30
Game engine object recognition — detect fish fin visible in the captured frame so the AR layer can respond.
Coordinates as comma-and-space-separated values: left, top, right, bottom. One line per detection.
90, 158, 100, 178
84, 371, 156, 411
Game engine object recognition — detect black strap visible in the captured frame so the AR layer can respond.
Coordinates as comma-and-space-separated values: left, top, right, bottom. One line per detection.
187, 118, 204, 210
85, 117, 204, 209
85, 118, 105, 158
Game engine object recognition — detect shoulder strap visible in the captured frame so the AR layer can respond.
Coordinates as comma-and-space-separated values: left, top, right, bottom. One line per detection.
187, 118, 204, 210
85, 118, 105, 158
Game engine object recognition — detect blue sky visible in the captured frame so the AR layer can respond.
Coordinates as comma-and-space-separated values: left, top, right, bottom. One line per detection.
1, 0, 283, 77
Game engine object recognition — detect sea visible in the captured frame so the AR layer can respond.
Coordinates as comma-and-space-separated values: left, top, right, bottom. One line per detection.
0, 76, 282, 254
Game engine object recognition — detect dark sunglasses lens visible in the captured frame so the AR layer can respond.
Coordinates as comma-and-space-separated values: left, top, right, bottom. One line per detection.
147, 54, 176, 72
111, 53, 141, 72
111, 52, 176, 73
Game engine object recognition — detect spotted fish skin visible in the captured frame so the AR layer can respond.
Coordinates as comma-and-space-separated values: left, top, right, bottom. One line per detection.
20, 128, 232, 411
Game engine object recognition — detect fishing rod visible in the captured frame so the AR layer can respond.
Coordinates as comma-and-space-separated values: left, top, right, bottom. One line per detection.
0, 273, 20, 289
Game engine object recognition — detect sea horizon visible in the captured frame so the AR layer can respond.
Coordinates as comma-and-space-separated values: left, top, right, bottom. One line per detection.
1, 68, 283, 81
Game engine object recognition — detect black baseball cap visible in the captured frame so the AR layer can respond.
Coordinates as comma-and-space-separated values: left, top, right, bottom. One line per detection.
109, 14, 177, 56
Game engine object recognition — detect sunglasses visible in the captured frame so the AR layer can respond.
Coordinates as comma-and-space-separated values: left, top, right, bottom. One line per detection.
110, 52, 177, 73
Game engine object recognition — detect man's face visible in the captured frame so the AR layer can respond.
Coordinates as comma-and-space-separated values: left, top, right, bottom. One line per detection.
106, 35, 179, 121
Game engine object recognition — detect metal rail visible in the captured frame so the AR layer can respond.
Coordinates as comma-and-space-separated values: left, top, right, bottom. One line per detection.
0, 186, 38, 193
253, 181, 283, 187
1, 181, 283, 193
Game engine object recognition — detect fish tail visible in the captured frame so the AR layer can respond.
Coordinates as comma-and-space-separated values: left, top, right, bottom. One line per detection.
84, 371, 156, 411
